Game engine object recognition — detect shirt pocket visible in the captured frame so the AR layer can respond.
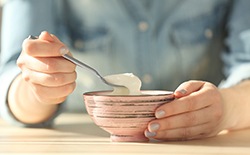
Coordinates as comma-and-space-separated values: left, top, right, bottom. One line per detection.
171, 12, 222, 47
70, 26, 112, 53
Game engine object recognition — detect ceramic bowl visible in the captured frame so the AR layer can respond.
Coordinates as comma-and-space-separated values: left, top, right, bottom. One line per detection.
83, 90, 174, 142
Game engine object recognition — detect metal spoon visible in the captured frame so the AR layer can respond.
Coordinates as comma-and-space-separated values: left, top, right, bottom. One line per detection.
28, 35, 122, 87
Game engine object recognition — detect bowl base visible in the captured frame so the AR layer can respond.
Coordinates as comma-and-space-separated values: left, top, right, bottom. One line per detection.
110, 134, 149, 142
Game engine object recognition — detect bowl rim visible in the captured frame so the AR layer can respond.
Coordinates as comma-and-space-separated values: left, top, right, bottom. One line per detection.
83, 90, 174, 97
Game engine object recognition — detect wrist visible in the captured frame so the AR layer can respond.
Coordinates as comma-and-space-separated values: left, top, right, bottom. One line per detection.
8, 74, 58, 124
218, 88, 239, 131
219, 80, 250, 131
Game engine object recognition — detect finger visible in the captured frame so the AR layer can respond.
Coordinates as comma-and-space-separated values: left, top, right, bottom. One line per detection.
174, 80, 205, 98
148, 106, 211, 132
22, 68, 77, 87
17, 54, 76, 73
30, 82, 76, 100
155, 83, 216, 118
145, 123, 213, 140
22, 36, 68, 57
34, 94, 67, 105
155, 95, 211, 119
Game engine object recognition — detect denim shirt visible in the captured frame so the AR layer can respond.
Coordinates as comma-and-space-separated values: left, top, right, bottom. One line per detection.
1, 0, 250, 127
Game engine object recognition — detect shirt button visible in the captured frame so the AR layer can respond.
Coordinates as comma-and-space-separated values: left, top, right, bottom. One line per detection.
74, 39, 85, 50
138, 21, 149, 32
204, 28, 213, 39
142, 74, 152, 84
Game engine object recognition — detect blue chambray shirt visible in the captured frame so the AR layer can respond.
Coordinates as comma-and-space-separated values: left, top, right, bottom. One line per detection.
1, 0, 250, 127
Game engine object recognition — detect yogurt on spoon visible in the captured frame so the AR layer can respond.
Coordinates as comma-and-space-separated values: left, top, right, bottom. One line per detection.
104, 73, 142, 95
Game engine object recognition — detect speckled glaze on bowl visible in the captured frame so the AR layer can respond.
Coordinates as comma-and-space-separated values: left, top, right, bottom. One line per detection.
83, 90, 174, 142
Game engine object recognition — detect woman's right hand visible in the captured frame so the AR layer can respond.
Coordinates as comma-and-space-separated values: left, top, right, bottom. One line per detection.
8, 31, 76, 124
17, 31, 77, 105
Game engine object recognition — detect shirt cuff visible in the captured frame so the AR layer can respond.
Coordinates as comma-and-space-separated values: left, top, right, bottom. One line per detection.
219, 64, 250, 88
0, 62, 64, 128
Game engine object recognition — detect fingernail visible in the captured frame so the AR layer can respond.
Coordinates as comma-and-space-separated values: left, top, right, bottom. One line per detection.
177, 89, 187, 95
28, 35, 37, 40
149, 123, 160, 131
155, 110, 165, 118
60, 46, 69, 55
145, 130, 156, 137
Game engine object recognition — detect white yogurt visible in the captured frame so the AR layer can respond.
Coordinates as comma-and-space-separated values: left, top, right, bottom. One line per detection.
104, 73, 142, 95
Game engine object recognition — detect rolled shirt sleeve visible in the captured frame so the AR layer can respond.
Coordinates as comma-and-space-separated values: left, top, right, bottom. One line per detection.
220, 0, 250, 88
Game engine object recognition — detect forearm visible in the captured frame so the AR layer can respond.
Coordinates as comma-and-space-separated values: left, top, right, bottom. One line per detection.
219, 80, 250, 131
8, 74, 58, 124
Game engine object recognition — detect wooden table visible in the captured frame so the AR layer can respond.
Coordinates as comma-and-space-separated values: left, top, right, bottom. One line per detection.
0, 113, 250, 155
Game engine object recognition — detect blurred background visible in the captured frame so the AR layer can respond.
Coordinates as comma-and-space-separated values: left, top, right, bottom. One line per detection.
0, 0, 3, 62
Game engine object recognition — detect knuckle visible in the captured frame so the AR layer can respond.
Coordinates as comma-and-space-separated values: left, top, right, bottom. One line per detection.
40, 74, 66, 86
16, 57, 24, 67
16, 61, 23, 68
16, 53, 27, 68
45, 59, 58, 72
23, 40, 35, 55
51, 74, 65, 85
22, 72, 30, 82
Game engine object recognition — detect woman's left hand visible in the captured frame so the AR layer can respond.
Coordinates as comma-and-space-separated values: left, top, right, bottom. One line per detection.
145, 80, 225, 140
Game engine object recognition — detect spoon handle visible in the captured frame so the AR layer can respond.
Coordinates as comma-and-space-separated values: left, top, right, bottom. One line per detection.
62, 54, 103, 81
63, 55, 121, 87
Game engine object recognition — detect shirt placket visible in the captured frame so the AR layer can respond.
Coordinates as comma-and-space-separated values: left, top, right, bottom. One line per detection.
121, 0, 155, 88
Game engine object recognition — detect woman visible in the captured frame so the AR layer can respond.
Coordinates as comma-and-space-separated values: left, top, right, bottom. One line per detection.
1, 0, 250, 141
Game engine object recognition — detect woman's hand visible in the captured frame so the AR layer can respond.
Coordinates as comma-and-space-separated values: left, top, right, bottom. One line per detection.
17, 31, 76, 104
145, 80, 225, 140
8, 31, 76, 124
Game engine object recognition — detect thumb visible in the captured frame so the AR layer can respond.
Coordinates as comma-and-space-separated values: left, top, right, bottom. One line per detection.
25, 31, 69, 57
39, 31, 55, 42
174, 80, 205, 98
39, 31, 71, 56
